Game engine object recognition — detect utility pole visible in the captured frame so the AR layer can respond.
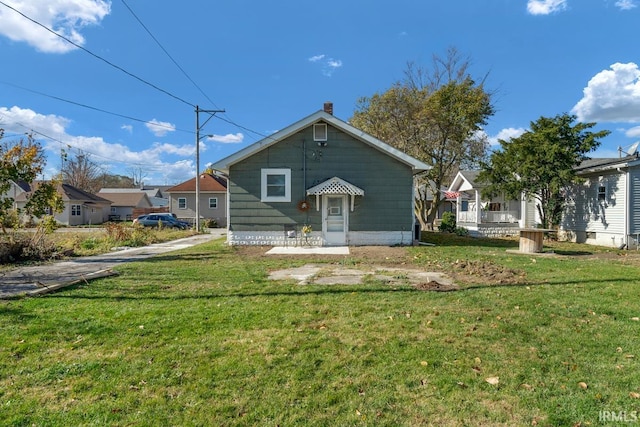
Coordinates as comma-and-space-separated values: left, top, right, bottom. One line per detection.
195, 105, 225, 231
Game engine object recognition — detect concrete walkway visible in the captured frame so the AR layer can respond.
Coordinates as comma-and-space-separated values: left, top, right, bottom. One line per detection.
0, 230, 225, 299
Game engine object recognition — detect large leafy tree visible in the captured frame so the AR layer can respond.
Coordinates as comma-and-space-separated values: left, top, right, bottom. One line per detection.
477, 113, 610, 229
350, 48, 494, 228
0, 130, 63, 233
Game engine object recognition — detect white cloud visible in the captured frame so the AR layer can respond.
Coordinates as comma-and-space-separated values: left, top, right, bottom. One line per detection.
489, 127, 527, 146
204, 133, 244, 144
121, 124, 133, 133
0, 0, 111, 53
571, 62, 640, 123
145, 119, 176, 137
308, 53, 343, 77
625, 126, 640, 138
615, 0, 637, 10
0, 105, 199, 183
147, 142, 194, 157
526, 0, 567, 15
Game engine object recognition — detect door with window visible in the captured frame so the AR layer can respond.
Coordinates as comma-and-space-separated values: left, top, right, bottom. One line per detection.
323, 195, 347, 245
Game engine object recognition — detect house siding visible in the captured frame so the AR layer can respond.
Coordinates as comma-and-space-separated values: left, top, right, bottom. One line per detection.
228, 123, 414, 238
631, 167, 640, 236
561, 171, 627, 246
168, 192, 227, 227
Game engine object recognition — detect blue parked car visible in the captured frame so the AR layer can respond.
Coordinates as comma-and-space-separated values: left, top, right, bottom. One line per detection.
133, 214, 189, 229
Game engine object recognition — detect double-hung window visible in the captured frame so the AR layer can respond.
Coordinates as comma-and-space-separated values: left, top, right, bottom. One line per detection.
209, 197, 218, 209
178, 198, 187, 209
71, 205, 81, 216
261, 168, 291, 202
597, 183, 606, 201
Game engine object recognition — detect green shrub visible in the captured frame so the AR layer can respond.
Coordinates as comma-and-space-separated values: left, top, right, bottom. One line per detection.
202, 218, 217, 229
439, 212, 457, 233
454, 226, 469, 236
1, 209, 20, 230
39, 215, 59, 234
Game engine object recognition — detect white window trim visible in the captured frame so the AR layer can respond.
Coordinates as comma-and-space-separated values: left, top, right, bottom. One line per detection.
313, 123, 327, 141
209, 197, 218, 209
597, 178, 607, 202
178, 197, 187, 209
71, 204, 81, 216
261, 168, 291, 202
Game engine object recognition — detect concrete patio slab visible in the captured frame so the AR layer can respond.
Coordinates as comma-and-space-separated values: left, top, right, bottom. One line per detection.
266, 246, 350, 255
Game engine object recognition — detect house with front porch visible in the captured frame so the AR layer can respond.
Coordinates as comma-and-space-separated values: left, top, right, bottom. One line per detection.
447, 170, 538, 237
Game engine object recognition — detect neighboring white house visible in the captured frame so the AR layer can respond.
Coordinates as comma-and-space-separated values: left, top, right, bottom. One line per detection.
560, 153, 640, 249
15, 182, 111, 225
447, 170, 539, 237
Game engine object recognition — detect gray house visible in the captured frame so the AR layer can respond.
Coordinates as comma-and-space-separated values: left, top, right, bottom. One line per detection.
560, 153, 640, 248
211, 103, 430, 246
165, 173, 228, 227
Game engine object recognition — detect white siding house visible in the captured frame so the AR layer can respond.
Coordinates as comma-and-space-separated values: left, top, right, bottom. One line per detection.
560, 154, 640, 248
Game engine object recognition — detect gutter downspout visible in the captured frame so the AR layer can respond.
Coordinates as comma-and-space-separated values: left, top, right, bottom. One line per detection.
624, 168, 630, 249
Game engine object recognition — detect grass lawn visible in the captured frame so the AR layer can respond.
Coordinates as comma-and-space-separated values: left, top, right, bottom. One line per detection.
1, 234, 639, 426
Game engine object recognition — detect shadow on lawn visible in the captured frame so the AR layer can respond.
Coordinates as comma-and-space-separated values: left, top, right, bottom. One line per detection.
420, 232, 519, 249
44, 275, 639, 301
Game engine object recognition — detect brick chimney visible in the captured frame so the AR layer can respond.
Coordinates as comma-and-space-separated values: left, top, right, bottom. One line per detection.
323, 102, 333, 115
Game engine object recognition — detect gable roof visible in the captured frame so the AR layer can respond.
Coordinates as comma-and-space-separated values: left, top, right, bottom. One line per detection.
99, 187, 165, 198
211, 110, 431, 174
306, 177, 365, 196
575, 154, 640, 173
166, 173, 227, 193
98, 191, 152, 208
16, 182, 111, 204
448, 170, 482, 192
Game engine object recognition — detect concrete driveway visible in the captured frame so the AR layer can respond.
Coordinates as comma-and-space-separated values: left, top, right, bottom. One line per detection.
0, 230, 225, 299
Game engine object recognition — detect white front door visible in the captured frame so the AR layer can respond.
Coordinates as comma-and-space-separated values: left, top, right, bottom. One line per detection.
323, 195, 347, 245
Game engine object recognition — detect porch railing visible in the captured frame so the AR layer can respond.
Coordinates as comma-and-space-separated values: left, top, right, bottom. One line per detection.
482, 210, 519, 223
458, 210, 519, 224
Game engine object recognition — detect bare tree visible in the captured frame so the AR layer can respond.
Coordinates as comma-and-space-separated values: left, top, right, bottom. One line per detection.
128, 166, 148, 188
61, 150, 103, 193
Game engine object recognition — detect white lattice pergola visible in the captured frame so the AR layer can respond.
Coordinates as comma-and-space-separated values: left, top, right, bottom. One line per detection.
306, 177, 364, 211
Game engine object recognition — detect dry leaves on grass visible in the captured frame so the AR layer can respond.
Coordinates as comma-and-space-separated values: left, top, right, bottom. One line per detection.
485, 376, 500, 386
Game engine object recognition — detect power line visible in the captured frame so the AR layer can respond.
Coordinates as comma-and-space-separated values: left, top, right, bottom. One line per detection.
119, 0, 221, 111
1, 1, 276, 150
0, 0, 195, 108
1, 81, 194, 135
0, 112, 176, 172
117, 0, 273, 144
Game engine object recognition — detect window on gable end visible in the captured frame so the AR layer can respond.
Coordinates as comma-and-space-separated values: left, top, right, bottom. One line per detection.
313, 123, 327, 141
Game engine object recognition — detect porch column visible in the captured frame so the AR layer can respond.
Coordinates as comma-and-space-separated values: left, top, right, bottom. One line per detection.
520, 194, 527, 228
475, 190, 482, 224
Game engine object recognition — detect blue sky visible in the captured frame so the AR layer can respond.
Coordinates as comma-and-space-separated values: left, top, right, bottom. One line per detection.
1, 0, 639, 185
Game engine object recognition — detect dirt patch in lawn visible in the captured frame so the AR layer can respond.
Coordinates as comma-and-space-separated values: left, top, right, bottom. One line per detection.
237, 245, 520, 290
